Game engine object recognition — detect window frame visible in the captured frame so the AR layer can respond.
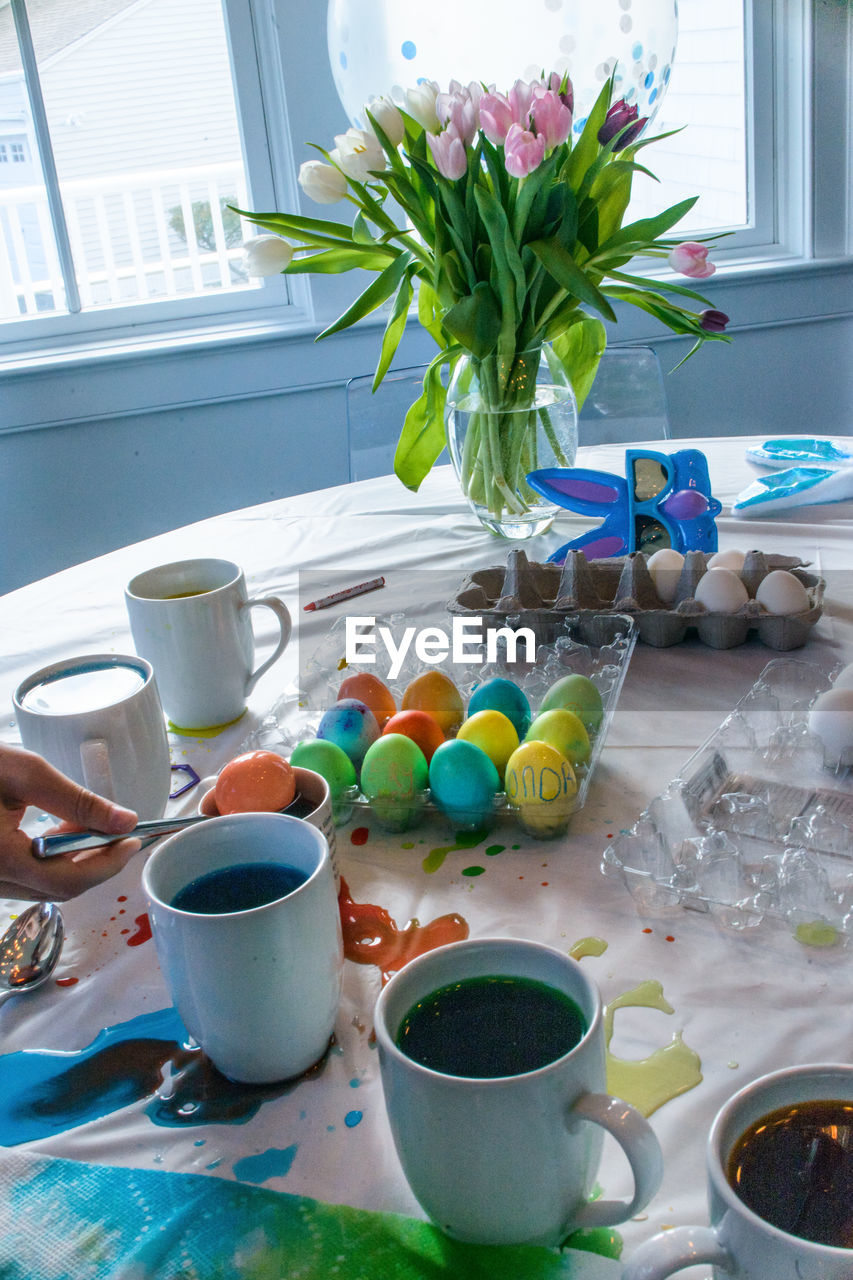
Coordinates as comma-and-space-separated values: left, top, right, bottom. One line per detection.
0, 0, 849, 364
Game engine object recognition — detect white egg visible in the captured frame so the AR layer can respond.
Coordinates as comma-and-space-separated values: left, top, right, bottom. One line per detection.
755, 569, 810, 616
809, 688, 853, 766
834, 663, 853, 690
694, 568, 749, 613
646, 548, 684, 605
707, 548, 746, 572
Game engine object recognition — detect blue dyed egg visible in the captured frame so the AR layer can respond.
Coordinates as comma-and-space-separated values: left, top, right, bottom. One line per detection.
316, 698, 380, 771
467, 677, 532, 739
428, 739, 499, 829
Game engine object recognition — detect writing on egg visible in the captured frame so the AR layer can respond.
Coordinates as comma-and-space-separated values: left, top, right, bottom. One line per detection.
346, 616, 536, 681
506, 759, 575, 805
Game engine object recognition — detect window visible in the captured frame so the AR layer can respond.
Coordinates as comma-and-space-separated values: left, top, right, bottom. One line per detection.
0, 0, 284, 331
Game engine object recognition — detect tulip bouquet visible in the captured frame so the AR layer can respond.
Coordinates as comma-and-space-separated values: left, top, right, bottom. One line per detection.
239, 72, 729, 529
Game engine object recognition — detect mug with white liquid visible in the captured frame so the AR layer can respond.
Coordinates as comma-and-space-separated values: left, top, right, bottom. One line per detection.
14, 653, 171, 818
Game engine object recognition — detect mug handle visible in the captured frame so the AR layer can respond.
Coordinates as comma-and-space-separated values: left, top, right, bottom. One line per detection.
620, 1225, 733, 1278
242, 596, 292, 695
567, 1092, 664, 1230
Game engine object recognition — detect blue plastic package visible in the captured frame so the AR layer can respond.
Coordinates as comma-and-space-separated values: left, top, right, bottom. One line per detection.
733, 466, 853, 517
746, 438, 853, 469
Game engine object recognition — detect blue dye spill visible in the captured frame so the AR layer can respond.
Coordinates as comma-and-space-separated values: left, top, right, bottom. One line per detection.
349, 1077, 361, 1088
401, 40, 416, 60
206, 1158, 222, 1169
193, 1139, 206, 1147
345, 1110, 363, 1128
339, 51, 347, 69
327, 1124, 336, 1132
0, 1006, 327, 1144
645, 71, 655, 88
233, 1144, 298, 1184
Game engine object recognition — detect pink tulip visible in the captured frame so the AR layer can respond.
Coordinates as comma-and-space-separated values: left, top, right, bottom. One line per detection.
507, 79, 536, 127
427, 129, 468, 180
504, 122, 545, 178
531, 87, 572, 150
546, 70, 574, 115
435, 89, 478, 145
669, 241, 717, 279
479, 92, 515, 145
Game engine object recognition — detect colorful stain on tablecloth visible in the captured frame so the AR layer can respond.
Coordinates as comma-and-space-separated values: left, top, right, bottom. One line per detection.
338, 877, 468, 982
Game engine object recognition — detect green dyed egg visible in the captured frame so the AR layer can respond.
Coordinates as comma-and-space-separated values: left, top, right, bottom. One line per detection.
539, 673, 603, 732
360, 734, 428, 831
526, 708, 591, 768
290, 739, 357, 823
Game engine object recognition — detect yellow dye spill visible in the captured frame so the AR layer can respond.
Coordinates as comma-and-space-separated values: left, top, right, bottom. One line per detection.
167, 712, 246, 738
794, 920, 839, 947
603, 979, 703, 1117
570, 936, 608, 961
337, 657, 348, 671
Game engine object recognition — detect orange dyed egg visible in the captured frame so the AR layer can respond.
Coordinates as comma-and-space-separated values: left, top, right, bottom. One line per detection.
338, 672, 397, 727
401, 670, 464, 735
214, 750, 296, 814
382, 709, 446, 762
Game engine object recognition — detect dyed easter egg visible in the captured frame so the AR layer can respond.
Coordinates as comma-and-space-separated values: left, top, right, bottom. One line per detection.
401, 670, 464, 735
215, 750, 296, 814
361, 734, 429, 830
316, 698, 380, 771
428, 739, 499, 828
382, 709, 445, 762
456, 709, 519, 782
338, 672, 397, 727
539, 673, 603, 732
526, 708, 591, 768
467, 676, 532, 739
505, 741, 577, 838
290, 738, 357, 799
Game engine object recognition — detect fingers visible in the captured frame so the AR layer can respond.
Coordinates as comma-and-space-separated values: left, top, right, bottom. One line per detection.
3, 834, 143, 902
0, 745, 137, 836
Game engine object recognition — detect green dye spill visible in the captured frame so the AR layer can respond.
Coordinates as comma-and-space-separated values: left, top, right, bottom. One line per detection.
485, 844, 505, 857
795, 919, 839, 947
461, 866, 485, 877
400, 842, 415, 850
570, 936, 608, 961
562, 1226, 623, 1260
422, 829, 487, 874
604, 979, 703, 1117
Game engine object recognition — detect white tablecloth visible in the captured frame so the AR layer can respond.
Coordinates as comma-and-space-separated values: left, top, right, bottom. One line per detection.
2, 437, 853, 1278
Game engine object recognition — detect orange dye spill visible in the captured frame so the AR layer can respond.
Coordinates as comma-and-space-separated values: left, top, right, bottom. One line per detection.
338, 876, 468, 983
127, 914, 152, 947
350, 828, 369, 846
55, 977, 78, 987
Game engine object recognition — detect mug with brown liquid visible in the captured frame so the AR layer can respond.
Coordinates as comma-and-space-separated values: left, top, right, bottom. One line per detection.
622, 1064, 853, 1279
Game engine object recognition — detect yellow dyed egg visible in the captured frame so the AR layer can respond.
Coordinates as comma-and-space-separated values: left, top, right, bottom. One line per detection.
526, 708, 590, 768
539, 673, 603, 732
457, 709, 519, 782
505, 740, 577, 838
402, 670, 465, 735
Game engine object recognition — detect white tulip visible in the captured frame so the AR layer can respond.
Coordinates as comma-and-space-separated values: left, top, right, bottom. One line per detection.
298, 159, 348, 204
243, 234, 293, 277
365, 96, 405, 147
332, 127, 385, 182
404, 80, 440, 133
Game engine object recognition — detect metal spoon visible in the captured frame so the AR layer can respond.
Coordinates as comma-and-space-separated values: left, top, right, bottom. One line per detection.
32, 814, 215, 858
0, 902, 64, 1003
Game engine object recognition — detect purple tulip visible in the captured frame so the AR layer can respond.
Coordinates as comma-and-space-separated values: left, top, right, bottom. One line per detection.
598, 99, 648, 150
504, 122, 546, 178
531, 87, 572, 150
669, 241, 716, 279
699, 309, 730, 333
427, 129, 468, 180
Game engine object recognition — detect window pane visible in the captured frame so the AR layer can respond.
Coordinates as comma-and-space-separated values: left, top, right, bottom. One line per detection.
0, 0, 256, 320
628, 0, 748, 234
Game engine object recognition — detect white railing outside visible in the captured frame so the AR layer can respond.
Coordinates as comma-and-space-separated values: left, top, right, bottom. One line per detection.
0, 160, 252, 318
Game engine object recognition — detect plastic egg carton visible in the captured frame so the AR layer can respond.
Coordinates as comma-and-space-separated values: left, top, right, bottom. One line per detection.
448, 548, 824, 650
244, 611, 637, 837
602, 658, 853, 942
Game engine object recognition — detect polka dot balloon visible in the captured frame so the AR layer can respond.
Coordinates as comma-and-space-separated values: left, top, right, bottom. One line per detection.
327, 0, 677, 135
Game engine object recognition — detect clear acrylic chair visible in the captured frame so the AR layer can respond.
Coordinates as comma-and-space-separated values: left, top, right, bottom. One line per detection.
345, 346, 669, 482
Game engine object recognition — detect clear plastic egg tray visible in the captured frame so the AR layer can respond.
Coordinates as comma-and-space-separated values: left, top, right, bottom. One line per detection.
245, 611, 637, 837
602, 658, 853, 941
448, 548, 825, 649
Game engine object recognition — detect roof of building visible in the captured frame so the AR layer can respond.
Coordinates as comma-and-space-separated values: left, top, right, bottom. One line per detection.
0, 0, 138, 76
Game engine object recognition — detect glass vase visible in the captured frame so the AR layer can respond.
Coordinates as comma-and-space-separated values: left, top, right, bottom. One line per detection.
445, 343, 578, 539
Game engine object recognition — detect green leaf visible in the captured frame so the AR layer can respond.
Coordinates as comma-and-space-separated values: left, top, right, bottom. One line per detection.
352, 211, 378, 245
595, 197, 698, 255
565, 77, 613, 193
589, 161, 634, 245
528, 236, 617, 321
442, 281, 502, 358
417, 279, 446, 346
549, 317, 607, 411
474, 185, 527, 312
394, 352, 457, 490
286, 247, 394, 274
602, 267, 716, 305
231, 207, 355, 244
373, 270, 415, 390
316, 251, 414, 338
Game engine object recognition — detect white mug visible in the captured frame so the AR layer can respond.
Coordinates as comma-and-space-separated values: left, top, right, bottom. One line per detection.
13, 653, 170, 818
200, 765, 340, 888
125, 558, 291, 729
622, 1064, 853, 1280
375, 937, 663, 1247
142, 812, 343, 1084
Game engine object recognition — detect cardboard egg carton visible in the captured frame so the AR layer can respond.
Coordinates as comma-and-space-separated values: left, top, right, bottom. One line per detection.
448, 548, 825, 650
